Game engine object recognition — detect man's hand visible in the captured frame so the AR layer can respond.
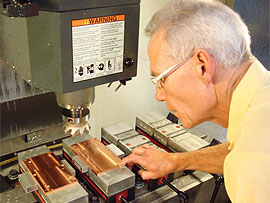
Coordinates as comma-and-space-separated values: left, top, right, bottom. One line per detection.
120, 144, 179, 179
120, 142, 230, 178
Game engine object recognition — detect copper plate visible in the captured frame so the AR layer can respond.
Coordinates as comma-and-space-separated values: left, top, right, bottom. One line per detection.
23, 152, 77, 194
70, 138, 121, 175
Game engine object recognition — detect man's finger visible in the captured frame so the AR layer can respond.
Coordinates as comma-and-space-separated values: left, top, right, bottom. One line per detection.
119, 157, 129, 166
138, 170, 159, 180
132, 147, 146, 155
120, 154, 145, 167
141, 144, 151, 149
119, 160, 134, 168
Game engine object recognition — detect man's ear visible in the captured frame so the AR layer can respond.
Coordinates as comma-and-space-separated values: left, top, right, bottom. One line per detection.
193, 49, 215, 84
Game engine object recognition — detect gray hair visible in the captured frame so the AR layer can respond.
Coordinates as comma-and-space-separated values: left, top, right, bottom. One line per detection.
145, 0, 252, 68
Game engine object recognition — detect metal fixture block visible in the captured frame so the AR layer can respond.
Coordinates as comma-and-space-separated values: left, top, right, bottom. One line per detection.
18, 172, 39, 193
102, 122, 138, 145
136, 111, 172, 136
168, 132, 209, 152
106, 144, 125, 159
154, 124, 186, 146
119, 135, 151, 155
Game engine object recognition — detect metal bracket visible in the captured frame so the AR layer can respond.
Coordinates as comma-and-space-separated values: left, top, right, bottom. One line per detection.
72, 155, 88, 173
18, 172, 38, 193
61, 159, 76, 176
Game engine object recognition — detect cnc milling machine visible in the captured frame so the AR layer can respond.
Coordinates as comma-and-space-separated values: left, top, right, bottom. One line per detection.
1, 0, 267, 202
1, 0, 140, 202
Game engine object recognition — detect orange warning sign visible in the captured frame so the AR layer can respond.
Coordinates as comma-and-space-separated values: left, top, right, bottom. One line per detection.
72, 14, 125, 27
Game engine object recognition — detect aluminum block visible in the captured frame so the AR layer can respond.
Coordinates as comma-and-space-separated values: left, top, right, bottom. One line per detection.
88, 166, 135, 197
102, 122, 139, 145
168, 132, 209, 152
136, 111, 172, 136
154, 123, 186, 146
106, 143, 125, 159
45, 182, 88, 203
118, 135, 151, 155
18, 172, 38, 193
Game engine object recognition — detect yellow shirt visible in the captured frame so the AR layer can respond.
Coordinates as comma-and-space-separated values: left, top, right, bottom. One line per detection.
224, 60, 270, 203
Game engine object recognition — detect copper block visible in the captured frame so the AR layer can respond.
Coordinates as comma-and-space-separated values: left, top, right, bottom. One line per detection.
22, 152, 77, 194
70, 138, 121, 175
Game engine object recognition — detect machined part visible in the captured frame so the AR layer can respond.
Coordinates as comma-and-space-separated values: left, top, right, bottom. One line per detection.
63, 135, 135, 197
70, 138, 122, 176
18, 145, 88, 202
22, 152, 78, 194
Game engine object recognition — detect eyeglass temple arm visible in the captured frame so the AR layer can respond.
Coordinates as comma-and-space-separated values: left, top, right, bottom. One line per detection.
152, 55, 192, 84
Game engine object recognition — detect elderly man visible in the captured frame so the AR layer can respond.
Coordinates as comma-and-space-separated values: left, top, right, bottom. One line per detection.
121, 0, 270, 202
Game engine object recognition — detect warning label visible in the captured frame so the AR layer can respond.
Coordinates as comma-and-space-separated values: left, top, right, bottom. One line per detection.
72, 15, 125, 82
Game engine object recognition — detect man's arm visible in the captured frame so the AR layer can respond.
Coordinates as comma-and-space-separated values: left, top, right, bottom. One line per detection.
120, 142, 230, 180
174, 142, 230, 174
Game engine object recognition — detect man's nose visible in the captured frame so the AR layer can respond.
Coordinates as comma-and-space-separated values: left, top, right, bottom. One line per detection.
155, 87, 166, 101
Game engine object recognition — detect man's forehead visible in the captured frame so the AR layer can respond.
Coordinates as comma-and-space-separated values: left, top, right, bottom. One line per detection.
148, 30, 174, 77
148, 29, 167, 59
148, 30, 168, 76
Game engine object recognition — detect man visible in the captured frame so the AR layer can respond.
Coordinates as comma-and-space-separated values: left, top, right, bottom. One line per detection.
120, 0, 270, 202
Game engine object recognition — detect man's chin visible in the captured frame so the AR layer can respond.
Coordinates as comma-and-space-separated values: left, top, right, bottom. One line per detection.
174, 113, 195, 129
181, 122, 195, 129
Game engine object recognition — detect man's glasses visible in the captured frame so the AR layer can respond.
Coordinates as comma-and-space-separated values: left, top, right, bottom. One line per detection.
151, 55, 192, 89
